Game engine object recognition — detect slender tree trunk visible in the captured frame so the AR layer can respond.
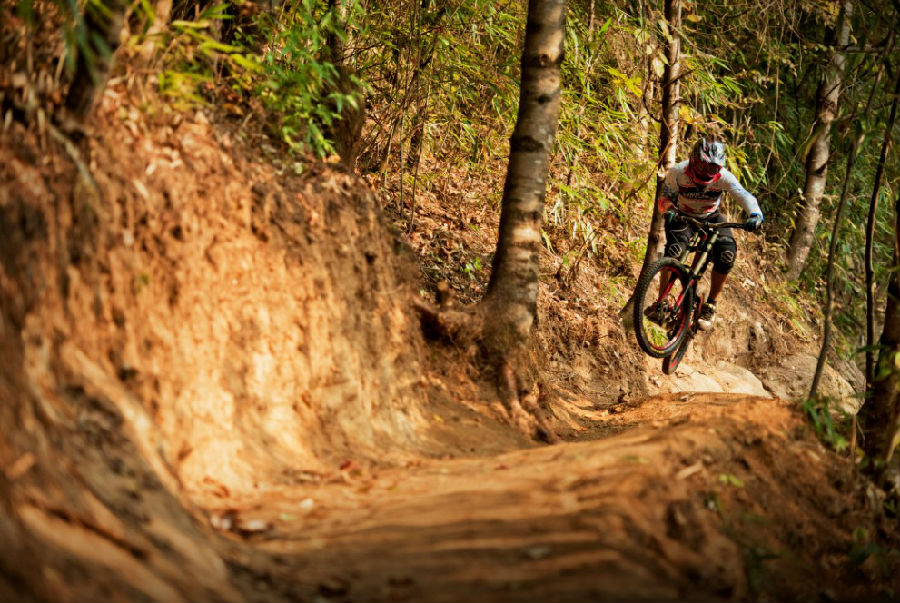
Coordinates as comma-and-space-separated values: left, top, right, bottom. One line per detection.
407, 79, 432, 232
405, 0, 435, 171
864, 70, 900, 387
326, 0, 365, 167
647, 0, 682, 259
478, 0, 565, 440
637, 30, 658, 159
620, 0, 681, 324
785, 0, 853, 279
809, 137, 857, 398
859, 190, 900, 479
810, 46, 890, 398
64, 0, 130, 119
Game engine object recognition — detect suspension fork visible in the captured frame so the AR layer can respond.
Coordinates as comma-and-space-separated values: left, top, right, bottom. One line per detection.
669, 230, 717, 311
656, 229, 718, 306
683, 230, 718, 279
658, 232, 703, 307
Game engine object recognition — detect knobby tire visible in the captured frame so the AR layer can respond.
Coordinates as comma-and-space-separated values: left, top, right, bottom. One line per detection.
633, 257, 693, 358
663, 293, 704, 374
663, 333, 690, 374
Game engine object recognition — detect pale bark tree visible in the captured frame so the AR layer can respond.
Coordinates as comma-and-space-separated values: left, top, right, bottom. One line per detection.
620, 0, 681, 324
414, 0, 566, 441
484, 0, 566, 331
785, 0, 853, 279
480, 0, 566, 441
809, 41, 890, 397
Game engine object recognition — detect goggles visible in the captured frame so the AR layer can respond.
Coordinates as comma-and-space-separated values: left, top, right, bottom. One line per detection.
695, 161, 722, 177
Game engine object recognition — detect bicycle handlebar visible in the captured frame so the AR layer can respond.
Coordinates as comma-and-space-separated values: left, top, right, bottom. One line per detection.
674, 210, 748, 231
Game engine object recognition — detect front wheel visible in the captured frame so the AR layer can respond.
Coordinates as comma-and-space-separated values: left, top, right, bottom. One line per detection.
633, 257, 693, 358
662, 333, 690, 374
663, 295, 702, 374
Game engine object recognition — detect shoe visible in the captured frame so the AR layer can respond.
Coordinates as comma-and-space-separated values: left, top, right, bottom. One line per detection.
644, 301, 667, 325
698, 301, 717, 331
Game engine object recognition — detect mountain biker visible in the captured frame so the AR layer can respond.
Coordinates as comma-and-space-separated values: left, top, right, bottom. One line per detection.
650, 137, 764, 330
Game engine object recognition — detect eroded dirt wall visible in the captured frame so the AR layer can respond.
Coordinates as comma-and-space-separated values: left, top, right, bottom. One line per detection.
0, 89, 432, 510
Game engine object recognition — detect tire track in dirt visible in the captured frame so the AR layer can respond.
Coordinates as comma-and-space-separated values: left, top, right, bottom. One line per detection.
209, 394, 897, 602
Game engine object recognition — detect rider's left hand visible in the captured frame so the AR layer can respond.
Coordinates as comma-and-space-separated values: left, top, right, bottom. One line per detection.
744, 213, 764, 232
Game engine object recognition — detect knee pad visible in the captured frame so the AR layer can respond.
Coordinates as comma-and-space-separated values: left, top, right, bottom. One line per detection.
713, 238, 737, 274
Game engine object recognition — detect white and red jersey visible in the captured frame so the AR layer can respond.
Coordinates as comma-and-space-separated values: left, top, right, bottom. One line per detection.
657, 160, 761, 218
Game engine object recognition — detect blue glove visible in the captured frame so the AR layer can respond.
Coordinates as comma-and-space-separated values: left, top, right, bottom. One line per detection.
744, 213, 763, 232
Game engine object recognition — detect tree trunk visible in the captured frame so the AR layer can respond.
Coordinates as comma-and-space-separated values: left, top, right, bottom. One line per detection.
809, 136, 857, 398
785, 0, 853, 279
478, 0, 565, 440
620, 0, 681, 325
864, 70, 900, 387
810, 46, 890, 398
483, 0, 565, 336
859, 190, 900, 479
326, 0, 365, 168
64, 0, 130, 120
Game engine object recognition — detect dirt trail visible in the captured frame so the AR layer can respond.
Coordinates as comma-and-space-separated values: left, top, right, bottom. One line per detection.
210, 394, 894, 602
1, 88, 897, 602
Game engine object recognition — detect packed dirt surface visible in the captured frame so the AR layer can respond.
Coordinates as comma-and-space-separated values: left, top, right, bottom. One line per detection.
1, 83, 898, 602
208, 394, 896, 602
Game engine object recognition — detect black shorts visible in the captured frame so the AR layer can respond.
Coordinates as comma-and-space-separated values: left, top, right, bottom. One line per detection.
664, 211, 737, 274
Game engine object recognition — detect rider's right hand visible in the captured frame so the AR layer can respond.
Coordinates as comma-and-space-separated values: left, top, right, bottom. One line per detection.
664, 208, 677, 226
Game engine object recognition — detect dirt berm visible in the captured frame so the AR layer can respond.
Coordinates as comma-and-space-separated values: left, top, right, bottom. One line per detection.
0, 88, 897, 601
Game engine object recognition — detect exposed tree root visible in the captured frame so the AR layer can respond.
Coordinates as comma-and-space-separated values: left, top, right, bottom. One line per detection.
412, 286, 558, 443
498, 361, 557, 444
411, 296, 480, 349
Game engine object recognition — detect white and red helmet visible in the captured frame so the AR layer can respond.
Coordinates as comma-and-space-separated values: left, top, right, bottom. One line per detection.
687, 138, 726, 184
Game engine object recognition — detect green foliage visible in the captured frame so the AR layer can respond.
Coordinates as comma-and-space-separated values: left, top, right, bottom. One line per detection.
801, 395, 849, 452
718, 473, 744, 488
146, 0, 361, 157
760, 280, 816, 339
849, 527, 884, 567
150, 3, 252, 107
551, 4, 655, 251
15, 0, 35, 26
255, 0, 361, 157
462, 256, 483, 278
17, 0, 111, 80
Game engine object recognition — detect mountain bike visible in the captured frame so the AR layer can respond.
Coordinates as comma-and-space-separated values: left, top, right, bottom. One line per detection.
632, 211, 751, 374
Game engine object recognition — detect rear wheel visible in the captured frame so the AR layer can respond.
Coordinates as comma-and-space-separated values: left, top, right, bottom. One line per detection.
633, 257, 693, 358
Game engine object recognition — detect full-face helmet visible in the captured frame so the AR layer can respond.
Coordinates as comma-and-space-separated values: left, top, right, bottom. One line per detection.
687, 138, 726, 184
